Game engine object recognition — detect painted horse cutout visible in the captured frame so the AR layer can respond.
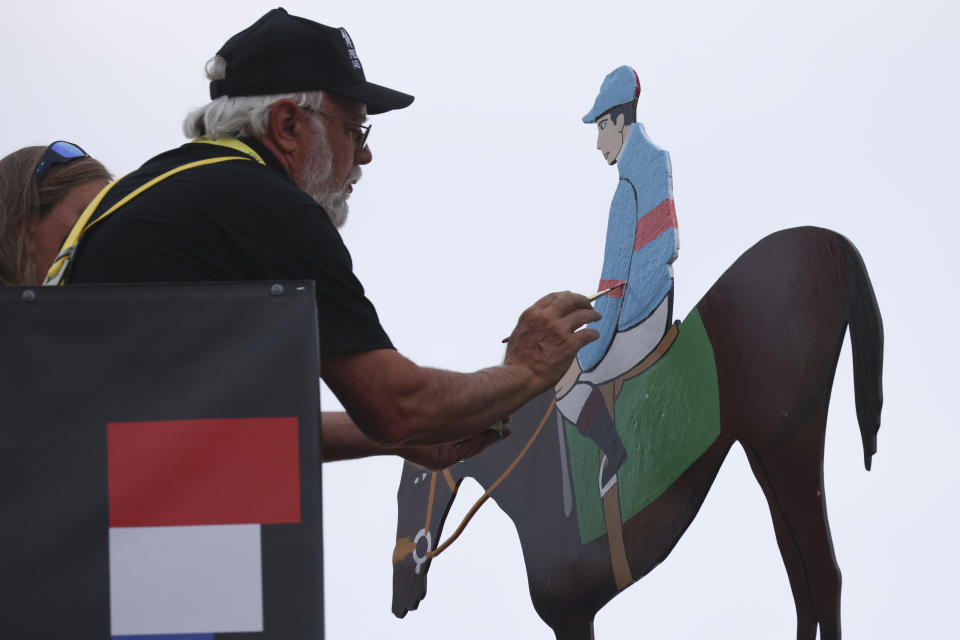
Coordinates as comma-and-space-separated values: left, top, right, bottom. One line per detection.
392, 69, 883, 640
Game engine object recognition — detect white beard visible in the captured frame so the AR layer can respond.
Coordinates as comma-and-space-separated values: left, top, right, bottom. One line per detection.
298, 121, 361, 229
315, 165, 361, 229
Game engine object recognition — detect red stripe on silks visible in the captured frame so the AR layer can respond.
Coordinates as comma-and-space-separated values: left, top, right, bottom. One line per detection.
634, 199, 677, 251
108, 417, 300, 527
597, 279, 626, 298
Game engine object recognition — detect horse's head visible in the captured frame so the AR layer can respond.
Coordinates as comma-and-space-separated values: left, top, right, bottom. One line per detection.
391, 462, 461, 618
392, 393, 557, 619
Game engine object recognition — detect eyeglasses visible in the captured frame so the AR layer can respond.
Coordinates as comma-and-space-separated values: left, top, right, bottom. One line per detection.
304, 108, 371, 149
35, 141, 89, 182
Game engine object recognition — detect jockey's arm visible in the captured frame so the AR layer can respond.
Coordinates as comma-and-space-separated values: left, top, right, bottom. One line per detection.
578, 181, 636, 372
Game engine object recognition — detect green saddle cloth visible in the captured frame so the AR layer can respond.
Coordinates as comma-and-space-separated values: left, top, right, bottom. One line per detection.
564, 307, 721, 544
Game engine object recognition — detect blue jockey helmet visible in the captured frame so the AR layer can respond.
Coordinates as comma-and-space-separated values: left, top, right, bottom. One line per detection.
582, 65, 641, 124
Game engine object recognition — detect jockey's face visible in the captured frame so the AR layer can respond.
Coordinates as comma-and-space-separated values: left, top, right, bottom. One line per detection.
596, 112, 625, 165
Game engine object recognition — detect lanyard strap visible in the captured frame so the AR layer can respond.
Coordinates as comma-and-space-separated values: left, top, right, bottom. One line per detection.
192, 137, 267, 165
44, 141, 263, 286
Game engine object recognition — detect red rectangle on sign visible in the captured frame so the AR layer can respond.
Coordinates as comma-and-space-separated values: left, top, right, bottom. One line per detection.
108, 417, 301, 527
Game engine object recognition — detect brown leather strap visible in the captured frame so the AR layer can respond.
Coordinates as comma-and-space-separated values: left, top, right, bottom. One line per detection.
602, 477, 633, 590
599, 323, 680, 590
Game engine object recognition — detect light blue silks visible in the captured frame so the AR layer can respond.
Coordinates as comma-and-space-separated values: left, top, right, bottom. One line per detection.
578, 123, 677, 372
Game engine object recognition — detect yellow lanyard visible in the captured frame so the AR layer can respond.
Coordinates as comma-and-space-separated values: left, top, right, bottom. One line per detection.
44, 139, 265, 286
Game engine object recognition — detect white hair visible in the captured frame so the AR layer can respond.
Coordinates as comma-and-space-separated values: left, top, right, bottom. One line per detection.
181, 55, 360, 228
182, 55, 327, 139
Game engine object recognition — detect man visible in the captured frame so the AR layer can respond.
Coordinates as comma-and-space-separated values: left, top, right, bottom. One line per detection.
555, 66, 678, 491
64, 9, 600, 468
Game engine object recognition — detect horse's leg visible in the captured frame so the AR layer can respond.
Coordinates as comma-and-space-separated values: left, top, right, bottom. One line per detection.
741, 409, 842, 640
551, 616, 595, 640
742, 443, 819, 640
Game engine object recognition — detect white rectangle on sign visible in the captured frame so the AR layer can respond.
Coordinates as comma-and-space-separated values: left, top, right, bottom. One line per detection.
109, 524, 263, 635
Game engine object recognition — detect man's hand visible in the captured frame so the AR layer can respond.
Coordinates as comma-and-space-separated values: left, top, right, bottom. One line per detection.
503, 291, 601, 389
397, 427, 510, 470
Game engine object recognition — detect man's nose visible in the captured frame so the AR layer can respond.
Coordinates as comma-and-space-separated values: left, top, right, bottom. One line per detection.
356, 144, 373, 165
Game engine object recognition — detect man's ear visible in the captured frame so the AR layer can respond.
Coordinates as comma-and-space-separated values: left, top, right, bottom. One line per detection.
263, 99, 303, 155
614, 113, 626, 130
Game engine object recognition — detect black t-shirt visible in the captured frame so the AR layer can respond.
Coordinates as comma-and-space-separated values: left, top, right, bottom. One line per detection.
69, 138, 393, 356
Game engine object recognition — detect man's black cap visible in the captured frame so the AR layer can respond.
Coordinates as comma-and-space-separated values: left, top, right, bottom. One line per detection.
209, 8, 414, 114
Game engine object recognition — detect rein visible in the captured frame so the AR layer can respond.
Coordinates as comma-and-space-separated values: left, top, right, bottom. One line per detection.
424, 397, 557, 561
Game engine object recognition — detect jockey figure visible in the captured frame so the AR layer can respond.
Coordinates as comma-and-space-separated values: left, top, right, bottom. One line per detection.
556, 66, 678, 492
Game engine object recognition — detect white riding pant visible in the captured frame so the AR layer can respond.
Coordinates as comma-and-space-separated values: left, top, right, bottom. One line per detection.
557, 295, 671, 423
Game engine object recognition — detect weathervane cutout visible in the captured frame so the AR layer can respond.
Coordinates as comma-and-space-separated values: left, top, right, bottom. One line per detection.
393, 66, 883, 640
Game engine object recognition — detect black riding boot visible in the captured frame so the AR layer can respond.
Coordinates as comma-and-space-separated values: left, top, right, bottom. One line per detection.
575, 387, 627, 488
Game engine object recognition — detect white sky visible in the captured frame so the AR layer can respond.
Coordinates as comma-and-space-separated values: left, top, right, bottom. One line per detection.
3, 1, 958, 637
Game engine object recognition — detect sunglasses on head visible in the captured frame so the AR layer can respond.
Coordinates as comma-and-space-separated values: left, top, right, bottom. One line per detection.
35, 141, 89, 182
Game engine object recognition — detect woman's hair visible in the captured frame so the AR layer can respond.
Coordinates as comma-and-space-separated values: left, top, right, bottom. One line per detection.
0, 146, 111, 285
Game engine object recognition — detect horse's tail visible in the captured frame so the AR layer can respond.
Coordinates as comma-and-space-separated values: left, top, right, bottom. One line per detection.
840, 234, 884, 470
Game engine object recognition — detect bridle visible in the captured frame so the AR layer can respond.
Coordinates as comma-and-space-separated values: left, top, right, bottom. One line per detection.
409, 468, 456, 575
394, 398, 557, 569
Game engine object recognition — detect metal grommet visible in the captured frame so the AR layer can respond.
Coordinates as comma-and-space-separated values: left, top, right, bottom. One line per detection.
270, 283, 284, 296
22, 289, 36, 302
411, 529, 433, 575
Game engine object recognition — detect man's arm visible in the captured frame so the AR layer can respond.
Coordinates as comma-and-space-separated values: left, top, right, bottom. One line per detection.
322, 291, 600, 446
321, 411, 505, 470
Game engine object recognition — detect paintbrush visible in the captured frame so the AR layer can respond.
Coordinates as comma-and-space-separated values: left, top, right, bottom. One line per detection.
501, 282, 624, 343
